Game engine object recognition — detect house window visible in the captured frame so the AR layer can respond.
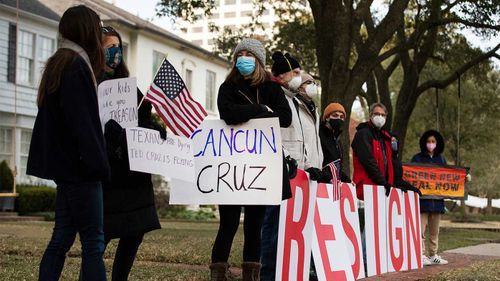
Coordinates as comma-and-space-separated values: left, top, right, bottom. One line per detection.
224, 12, 236, 18
210, 13, 220, 19
192, 39, 204, 46
206, 70, 216, 111
193, 27, 203, 33
20, 130, 32, 177
224, 0, 236, 4
241, 0, 252, 3
185, 69, 193, 91
17, 30, 35, 85
37, 35, 55, 83
0, 128, 13, 164
241, 10, 253, 17
152, 50, 167, 76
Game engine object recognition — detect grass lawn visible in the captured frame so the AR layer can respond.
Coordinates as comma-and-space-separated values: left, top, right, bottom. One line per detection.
1, 220, 499, 280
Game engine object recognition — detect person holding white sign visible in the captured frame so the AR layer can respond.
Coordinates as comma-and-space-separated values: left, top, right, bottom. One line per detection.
211, 37, 292, 281
96, 27, 161, 281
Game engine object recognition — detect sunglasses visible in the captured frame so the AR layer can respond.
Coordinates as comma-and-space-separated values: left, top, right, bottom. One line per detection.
101, 26, 116, 34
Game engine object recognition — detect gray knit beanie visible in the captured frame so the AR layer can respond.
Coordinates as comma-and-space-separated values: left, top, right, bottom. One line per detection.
233, 38, 266, 66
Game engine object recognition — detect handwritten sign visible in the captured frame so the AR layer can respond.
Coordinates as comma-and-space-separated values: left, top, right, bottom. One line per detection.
125, 127, 195, 183
169, 118, 283, 205
402, 163, 468, 199
98, 77, 138, 129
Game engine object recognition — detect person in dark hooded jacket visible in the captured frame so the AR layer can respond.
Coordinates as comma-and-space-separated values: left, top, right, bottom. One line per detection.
411, 130, 448, 266
99, 26, 161, 281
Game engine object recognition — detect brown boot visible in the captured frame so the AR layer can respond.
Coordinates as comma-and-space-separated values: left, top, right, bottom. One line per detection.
242, 262, 261, 281
209, 262, 229, 281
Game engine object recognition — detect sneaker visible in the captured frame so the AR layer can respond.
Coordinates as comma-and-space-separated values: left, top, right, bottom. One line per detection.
422, 255, 432, 266
429, 255, 448, 265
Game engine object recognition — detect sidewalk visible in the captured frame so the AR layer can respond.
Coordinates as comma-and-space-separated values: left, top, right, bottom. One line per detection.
440, 219, 500, 231
362, 243, 500, 280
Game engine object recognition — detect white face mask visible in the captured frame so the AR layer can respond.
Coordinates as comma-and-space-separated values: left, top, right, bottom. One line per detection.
371, 115, 386, 128
288, 76, 302, 91
304, 84, 318, 98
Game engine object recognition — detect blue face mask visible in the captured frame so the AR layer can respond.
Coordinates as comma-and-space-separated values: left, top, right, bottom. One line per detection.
105, 47, 122, 69
235, 56, 256, 76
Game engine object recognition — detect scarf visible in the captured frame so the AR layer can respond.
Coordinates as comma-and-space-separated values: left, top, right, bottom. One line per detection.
59, 38, 97, 91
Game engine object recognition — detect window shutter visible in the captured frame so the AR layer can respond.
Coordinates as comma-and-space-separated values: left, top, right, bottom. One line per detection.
7, 23, 17, 83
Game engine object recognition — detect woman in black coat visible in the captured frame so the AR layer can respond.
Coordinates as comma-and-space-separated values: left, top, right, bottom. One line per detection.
27, 6, 109, 281
210, 38, 292, 281
100, 26, 161, 281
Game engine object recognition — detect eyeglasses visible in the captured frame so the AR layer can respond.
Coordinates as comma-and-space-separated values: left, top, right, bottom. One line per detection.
102, 26, 116, 34
372, 112, 387, 117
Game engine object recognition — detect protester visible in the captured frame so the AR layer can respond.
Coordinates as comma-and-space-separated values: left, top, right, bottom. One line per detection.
351, 102, 394, 200
261, 60, 325, 280
99, 26, 161, 281
319, 102, 351, 182
212, 38, 292, 281
26, 5, 109, 281
411, 130, 448, 266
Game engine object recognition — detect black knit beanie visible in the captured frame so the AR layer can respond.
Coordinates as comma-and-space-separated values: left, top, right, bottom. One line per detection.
271, 51, 301, 76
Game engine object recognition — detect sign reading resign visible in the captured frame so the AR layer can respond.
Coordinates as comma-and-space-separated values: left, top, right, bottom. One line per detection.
98, 77, 138, 130
277, 172, 422, 281
402, 163, 468, 199
126, 127, 195, 183
170, 118, 283, 205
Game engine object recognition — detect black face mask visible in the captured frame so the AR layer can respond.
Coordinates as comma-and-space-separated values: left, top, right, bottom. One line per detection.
328, 119, 344, 131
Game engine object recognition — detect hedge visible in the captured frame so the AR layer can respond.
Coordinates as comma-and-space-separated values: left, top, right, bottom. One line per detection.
15, 186, 56, 215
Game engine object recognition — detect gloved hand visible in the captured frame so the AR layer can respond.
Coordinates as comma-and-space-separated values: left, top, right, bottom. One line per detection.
306, 167, 321, 181
105, 119, 125, 160
404, 182, 423, 197
286, 156, 298, 179
383, 183, 392, 197
340, 174, 352, 183
396, 184, 408, 193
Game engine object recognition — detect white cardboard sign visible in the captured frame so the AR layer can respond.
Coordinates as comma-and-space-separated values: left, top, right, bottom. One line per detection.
98, 77, 138, 130
170, 118, 283, 205
126, 127, 195, 183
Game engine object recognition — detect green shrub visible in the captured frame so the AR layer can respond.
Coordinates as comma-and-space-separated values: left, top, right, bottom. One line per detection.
15, 186, 56, 215
0, 160, 14, 191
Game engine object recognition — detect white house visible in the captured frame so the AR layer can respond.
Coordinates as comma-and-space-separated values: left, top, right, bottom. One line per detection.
0, 0, 231, 185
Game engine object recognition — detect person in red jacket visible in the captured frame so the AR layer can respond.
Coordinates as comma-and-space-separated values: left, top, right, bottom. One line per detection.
351, 103, 394, 200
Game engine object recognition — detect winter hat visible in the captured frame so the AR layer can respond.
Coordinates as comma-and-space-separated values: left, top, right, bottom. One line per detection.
271, 51, 301, 76
233, 38, 266, 66
322, 103, 346, 121
300, 73, 315, 87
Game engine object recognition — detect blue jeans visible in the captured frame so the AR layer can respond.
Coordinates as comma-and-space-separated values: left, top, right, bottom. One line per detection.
39, 181, 106, 281
260, 205, 280, 281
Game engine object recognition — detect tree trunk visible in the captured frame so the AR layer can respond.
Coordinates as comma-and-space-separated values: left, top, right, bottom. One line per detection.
486, 194, 493, 215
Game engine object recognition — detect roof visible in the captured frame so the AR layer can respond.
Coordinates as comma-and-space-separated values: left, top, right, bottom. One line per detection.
37, 0, 230, 66
0, 0, 60, 21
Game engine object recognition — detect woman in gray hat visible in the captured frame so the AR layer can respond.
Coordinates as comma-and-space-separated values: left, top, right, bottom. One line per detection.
210, 38, 292, 281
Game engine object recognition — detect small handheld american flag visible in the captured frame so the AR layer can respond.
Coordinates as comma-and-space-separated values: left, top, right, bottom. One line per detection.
145, 58, 207, 137
327, 161, 342, 201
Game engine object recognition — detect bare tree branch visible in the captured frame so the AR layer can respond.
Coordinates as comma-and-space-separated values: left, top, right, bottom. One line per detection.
416, 43, 500, 94
434, 17, 500, 31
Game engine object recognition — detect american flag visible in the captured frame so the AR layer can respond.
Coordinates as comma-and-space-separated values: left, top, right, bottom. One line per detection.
327, 161, 342, 201
145, 59, 207, 137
